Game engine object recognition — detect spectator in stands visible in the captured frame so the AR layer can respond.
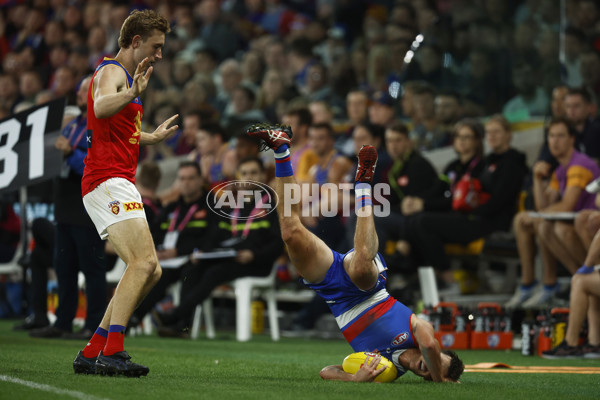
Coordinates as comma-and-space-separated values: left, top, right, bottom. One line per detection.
402, 118, 485, 217
434, 91, 463, 141
256, 69, 285, 122
580, 50, 600, 101
154, 157, 283, 338
29, 76, 107, 340
191, 123, 237, 188
215, 59, 243, 116
288, 37, 316, 95
336, 89, 370, 156
308, 100, 334, 125
508, 117, 600, 308
196, 0, 240, 61
302, 123, 350, 251
368, 90, 397, 128
137, 161, 163, 225
411, 84, 450, 151
170, 110, 203, 156
282, 107, 317, 183
565, 87, 600, 161
130, 161, 212, 327
222, 84, 265, 138
542, 222, 600, 359
19, 70, 43, 103
537, 85, 569, 166
0, 73, 21, 113
563, 27, 586, 88
375, 122, 444, 265
503, 60, 550, 120
409, 115, 527, 286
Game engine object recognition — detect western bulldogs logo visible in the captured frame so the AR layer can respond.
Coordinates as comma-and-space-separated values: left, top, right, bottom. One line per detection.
442, 334, 455, 348
392, 332, 409, 346
109, 200, 120, 215
487, 333, 500, 348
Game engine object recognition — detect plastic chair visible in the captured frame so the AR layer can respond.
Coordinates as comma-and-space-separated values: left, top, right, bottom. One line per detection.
191, 263, 280, 342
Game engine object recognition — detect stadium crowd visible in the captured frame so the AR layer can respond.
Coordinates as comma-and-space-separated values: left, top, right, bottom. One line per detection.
1, 0, 600, 357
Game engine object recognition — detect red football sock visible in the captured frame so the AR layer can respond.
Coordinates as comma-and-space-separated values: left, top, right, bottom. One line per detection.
82, 327, 108, 358
102, 325, 126, 356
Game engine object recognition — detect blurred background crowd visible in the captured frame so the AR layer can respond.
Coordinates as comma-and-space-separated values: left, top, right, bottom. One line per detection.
3, 0, 600, 341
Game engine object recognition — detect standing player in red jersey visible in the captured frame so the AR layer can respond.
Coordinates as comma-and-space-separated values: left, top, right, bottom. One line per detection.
73, 10, 178, 377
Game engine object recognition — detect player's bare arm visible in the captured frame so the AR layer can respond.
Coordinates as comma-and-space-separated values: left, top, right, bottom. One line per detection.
93, 58, 152, 119
140, 114, 179, 145
320, 354, 387, 382
412, 317, 445, 382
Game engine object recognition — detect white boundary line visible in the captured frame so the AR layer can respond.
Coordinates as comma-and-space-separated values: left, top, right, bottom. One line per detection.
0, 375, 110, 400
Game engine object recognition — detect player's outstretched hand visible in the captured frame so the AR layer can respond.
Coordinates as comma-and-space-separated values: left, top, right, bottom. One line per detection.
131, 57, 153, 97
353, 354, 387, 383
152, 114, 179, 143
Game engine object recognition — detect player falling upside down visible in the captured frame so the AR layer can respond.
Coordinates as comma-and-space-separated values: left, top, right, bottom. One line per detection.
73, 10, 178, 377
246, 124, 464, 383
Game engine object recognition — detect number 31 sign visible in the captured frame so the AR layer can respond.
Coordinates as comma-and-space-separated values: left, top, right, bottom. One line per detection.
0, 98, 65, 194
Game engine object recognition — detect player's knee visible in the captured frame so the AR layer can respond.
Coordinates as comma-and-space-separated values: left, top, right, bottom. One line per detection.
132, 254, 159, 277
513, 212, 526, 231
536, 220, 553, 240
571, 273, 584, 290
553, 222, 571, 241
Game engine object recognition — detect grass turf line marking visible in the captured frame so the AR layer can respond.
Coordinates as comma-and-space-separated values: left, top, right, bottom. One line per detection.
0, 375, 110, 400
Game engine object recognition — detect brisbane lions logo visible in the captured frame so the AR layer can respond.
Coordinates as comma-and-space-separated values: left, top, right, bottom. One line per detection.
392, 332, 408, 346
108, 200, 120, 215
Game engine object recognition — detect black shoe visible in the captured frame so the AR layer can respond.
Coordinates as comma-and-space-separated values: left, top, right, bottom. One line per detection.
95, 351, 149, 377
157, 324, 190, 339
541, 341, 583, 359
151, 309, 178, 327
13, 315, 49, 331
29, 325, 68, 338
64, 328, 94, 341
73, 351, 97, 374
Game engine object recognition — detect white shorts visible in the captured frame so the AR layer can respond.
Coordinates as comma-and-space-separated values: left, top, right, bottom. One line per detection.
83, 177, 146, 240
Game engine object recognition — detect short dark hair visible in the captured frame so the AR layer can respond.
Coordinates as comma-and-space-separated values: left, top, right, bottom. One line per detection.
548, 116, 574, 136
118, 10, 170, 49
201, 123, 226, 139
178, 160, 202, 176
138, 161, 161, 191
285, 107, 313, 127
310, 122, 335, 138
567, 87, 593, 104
387, 122, 410, 137
238, 156, 264, 172
442, 350, 464, 382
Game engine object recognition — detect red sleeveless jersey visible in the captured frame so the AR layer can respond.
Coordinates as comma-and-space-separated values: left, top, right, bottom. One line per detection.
81, 58, 143, 196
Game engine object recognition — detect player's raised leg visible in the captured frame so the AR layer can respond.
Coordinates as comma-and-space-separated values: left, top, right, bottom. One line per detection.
347, 145, 379, 290
247, 124, 333, 283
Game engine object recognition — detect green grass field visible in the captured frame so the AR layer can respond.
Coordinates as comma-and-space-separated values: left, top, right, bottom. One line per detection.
1, 319, 599, 400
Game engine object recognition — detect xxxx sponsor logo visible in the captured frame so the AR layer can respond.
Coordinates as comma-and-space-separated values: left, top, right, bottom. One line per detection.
123, 202, 144, 212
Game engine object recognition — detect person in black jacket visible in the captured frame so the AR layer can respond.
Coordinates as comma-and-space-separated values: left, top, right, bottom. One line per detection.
130, 161, 212, 325
374, 122, 446, 260
408, 114, 527, 283
155, 156, 284, 337
402, 118, 485, 215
